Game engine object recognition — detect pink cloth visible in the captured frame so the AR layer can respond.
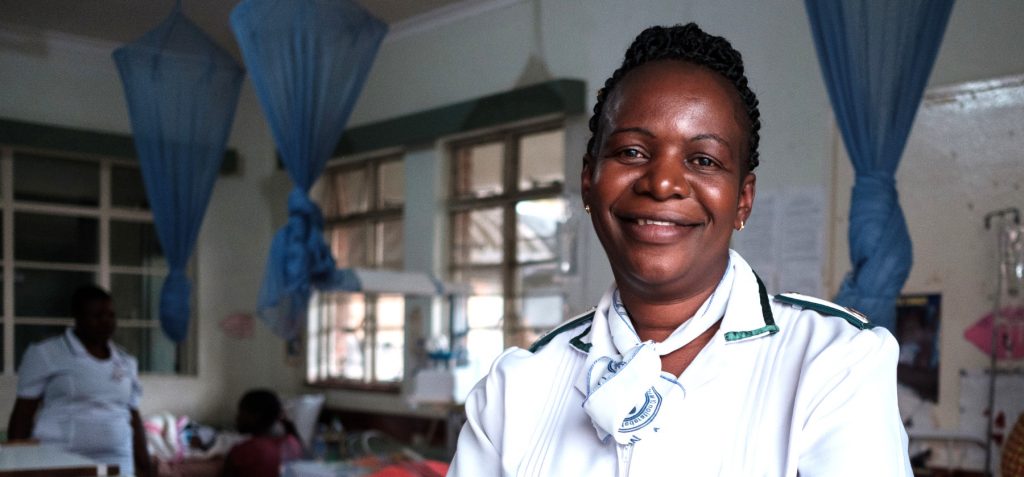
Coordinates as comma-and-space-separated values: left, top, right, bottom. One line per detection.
222, 435, 302, 477
964, 306, 1024, 359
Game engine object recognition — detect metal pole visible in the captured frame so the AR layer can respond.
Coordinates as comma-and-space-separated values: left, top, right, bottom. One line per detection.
982, 207, 1019, 476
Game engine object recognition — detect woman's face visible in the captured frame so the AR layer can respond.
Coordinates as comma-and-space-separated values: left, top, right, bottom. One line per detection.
74, 298, 117, 343
582, 60, 755, 301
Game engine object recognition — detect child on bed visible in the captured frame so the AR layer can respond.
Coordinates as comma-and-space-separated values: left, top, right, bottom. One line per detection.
222, 389, 304, 477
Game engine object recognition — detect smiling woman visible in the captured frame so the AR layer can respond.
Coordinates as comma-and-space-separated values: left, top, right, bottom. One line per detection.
449, 23, 912, 476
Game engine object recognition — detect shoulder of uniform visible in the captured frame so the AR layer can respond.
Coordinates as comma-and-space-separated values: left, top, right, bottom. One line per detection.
773, 292, 875, 330
528, 310, 596, 353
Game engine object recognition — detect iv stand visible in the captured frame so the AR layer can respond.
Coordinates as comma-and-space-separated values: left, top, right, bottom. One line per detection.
982, 206, 1020, 476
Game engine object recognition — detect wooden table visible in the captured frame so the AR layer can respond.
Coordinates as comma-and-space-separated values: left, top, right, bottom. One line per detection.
0, 445, 118, 476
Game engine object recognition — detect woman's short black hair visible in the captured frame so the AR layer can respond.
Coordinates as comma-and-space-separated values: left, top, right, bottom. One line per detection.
238, 389, 283, 434
71, 284, 112, 317
586, 23, 761, 172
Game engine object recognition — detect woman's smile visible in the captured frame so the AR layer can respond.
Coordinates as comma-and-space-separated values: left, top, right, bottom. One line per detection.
615, 210, 705, 245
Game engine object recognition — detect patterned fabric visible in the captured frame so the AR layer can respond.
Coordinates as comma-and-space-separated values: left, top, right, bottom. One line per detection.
1004, 413, 1024, 477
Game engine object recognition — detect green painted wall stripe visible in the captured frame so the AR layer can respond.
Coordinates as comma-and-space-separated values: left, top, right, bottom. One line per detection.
0, 118, 239, 174
334, 78, 586, 156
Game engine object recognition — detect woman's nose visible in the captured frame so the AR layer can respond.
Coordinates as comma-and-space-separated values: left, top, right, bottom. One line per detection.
634, 156, 690, 200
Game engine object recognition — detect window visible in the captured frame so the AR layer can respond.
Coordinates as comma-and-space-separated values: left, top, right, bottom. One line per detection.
448, 124, 567, 369
0, 146, 195, 374
307, 155, 405, 387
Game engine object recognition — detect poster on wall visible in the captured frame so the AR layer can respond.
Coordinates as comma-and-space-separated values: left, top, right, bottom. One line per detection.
895, 294, 942, 402
731, 186, 827, 297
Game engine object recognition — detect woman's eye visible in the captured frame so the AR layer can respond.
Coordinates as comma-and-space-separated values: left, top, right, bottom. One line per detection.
691, 156, 717, 168
617, 148, 644, 160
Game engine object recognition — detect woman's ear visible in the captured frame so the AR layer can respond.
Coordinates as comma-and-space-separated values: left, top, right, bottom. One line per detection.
735, 172, 756, 229
581, 155, 595, 207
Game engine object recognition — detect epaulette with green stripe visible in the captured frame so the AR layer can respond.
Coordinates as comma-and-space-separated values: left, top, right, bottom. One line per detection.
528, 310, 596, 353
773, 293, 875, 330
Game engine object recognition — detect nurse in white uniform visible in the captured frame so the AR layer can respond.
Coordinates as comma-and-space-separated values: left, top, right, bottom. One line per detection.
449, 23, 911, 476
7, 285, 152, 477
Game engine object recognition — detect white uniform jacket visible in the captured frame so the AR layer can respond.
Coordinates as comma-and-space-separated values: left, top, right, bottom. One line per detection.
450, 254, 911, 476
16, 328, 141, 474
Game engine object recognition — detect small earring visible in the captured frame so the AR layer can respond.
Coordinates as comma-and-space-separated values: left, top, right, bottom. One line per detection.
738, 220, 745, 231
584, 204, 591, 215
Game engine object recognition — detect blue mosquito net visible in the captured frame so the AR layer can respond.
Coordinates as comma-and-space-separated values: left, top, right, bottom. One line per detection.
113, 3, 244, 342
231, 0, 387, 340
805, 0, 954, 332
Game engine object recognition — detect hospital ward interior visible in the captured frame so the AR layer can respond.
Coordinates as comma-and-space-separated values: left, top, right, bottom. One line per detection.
0, 0, 1023, 476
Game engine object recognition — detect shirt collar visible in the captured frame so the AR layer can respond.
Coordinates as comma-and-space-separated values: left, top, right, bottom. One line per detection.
573, 250, 777, 351
63, 327, 121, 361
571, 250, 778, 394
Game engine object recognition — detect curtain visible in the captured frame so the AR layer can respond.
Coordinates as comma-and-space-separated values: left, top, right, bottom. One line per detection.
231, 0, 387, 340
113, 4, 244, 342
805, 0, 954, 332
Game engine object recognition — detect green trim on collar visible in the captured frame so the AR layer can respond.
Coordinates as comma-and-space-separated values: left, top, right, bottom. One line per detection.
724, 324, 780, 342
528, 311, 595, 353
724, 272, 780, 342
774, 293, 876, 330
569, 326, 593, 353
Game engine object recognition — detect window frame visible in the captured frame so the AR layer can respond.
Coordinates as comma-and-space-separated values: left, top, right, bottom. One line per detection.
307, 152, 406, 390
0, 144, 197, 376
446, 120, 567, 352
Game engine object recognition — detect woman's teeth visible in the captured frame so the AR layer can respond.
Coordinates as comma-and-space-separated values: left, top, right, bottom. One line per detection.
637, 218, 675, 226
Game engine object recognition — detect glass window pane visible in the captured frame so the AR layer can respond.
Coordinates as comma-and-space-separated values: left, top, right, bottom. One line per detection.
328, 224, 369, 268
454, 142, 504, 198
332, 330, 365, 381
451, 208, 503, 265
324, 166, 369, 217
113, 326, 180, 373
111, 166, 149, 209
14, 153, 99, 206
320, 293, 366, 381
327, 293, 365, 332
518, 294, 564, 328
376, 294, 405, 329
15, 213, 98, 263
518, 129, 565, 191
375, 219, 403, 269
516, 198, 565, 263
15, 324, 68, 369
517, 262, 561, 294
466, 328, 503, 369
15, 269, 95, 317
377, 160, 404, 209
111, 221, 165, 268
374, 329, 404, 382
466, 295, 503, 329
110, 273, 163, 322
452, 266, 503, 295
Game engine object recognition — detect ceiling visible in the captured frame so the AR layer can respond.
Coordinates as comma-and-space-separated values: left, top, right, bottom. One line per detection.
0, 0, 470, 55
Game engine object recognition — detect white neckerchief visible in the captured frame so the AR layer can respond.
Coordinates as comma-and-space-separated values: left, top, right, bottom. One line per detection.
583, 257, 736, 445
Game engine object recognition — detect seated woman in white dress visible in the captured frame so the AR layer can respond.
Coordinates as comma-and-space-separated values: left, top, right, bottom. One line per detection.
449, 23, 911, 476
7, 285, 151, 477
